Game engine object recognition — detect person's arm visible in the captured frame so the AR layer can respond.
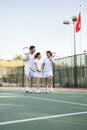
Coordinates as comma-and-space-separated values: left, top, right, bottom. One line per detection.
51, 59, 55, 67
49, 57, 55, 67
41, 59, 45, 72
23, 55, 30, 62
34, 60, 41, 72
41, 62, 44, 72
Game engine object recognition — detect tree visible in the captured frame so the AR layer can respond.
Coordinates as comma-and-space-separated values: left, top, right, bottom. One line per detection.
13, 54, 23, 60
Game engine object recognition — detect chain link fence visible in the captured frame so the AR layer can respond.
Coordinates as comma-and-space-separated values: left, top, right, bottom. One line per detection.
54, 53, 87, 87
0, 66, 24, 87
0, 53, 87, 87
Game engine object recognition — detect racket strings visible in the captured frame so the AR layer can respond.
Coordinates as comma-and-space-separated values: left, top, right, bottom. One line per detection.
23, 47, 29, 55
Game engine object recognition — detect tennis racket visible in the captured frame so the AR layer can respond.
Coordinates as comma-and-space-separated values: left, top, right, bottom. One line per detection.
52, 52, 58, 59
30, 64, 40, 72
49, 52, 56, 61
30, 66, 40, 72
23, 47, 29, 55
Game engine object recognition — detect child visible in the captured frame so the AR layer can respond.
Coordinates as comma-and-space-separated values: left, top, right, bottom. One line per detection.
33, 52, 43, 93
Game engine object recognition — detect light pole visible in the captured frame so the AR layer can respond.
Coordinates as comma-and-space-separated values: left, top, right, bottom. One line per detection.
63, 16, 78, 87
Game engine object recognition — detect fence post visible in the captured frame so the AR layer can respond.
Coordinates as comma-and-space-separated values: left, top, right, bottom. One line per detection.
22, 66, 24, 87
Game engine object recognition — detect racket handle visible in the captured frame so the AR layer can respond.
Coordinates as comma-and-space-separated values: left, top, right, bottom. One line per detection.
24, 56, 30, 61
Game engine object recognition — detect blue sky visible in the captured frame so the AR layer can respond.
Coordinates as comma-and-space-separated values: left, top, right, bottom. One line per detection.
0, 0, 87, 59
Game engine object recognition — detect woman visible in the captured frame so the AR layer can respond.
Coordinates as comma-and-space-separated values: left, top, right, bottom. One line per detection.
42, 51, 55, 93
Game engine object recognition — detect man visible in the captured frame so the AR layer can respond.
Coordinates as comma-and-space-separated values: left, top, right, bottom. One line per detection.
23, 45, 36, 93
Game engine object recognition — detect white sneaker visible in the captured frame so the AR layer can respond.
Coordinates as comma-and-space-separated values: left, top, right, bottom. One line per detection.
45, 88, 49, 93
50, 88, 53, 93
36, 89, 40, 94
26, 86, 29, 93
29, 88, 32, 93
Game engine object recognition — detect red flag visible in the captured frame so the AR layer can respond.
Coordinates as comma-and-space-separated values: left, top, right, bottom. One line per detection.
76, 13, 81, 32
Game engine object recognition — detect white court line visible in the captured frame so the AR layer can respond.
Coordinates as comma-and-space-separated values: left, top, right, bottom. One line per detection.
28, 96, 87, 107
0, 95, 18, 98
0, 94, 87, 107
0, 111, 87, 126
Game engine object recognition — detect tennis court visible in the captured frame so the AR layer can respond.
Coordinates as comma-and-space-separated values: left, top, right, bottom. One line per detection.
0, 87, 87, 130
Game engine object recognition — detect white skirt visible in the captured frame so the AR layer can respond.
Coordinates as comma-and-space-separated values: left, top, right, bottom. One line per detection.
42, 70, 53, 78
33, 71, 42, 78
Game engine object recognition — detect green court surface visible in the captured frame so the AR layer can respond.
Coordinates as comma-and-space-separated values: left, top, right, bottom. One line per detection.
0, 88, 87, 130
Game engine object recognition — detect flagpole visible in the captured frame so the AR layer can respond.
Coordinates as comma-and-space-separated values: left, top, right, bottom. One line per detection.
63, 16, 77, 87
74, 5, 81, 87
79, 5, 82, 84
79, 5, 82, 64
72, 17, 77, 87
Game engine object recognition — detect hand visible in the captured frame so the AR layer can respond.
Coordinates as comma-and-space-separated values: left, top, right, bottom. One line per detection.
49, 58, 53, 61
26, 55, 30, 60
37, 69, 42, 72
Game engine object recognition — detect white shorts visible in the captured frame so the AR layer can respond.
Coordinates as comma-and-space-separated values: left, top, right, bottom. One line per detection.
25, 69, 29, 75
25, 67, 34, 77
29, 70, 35, 77
42, 71, 53, 78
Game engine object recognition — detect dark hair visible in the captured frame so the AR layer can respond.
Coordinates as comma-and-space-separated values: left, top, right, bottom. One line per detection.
34, 52, 41, 59
46, 51, 52, 56
29, 45, 35, 50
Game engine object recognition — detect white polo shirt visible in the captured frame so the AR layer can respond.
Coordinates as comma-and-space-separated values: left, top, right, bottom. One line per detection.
24, 53, 34, 75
